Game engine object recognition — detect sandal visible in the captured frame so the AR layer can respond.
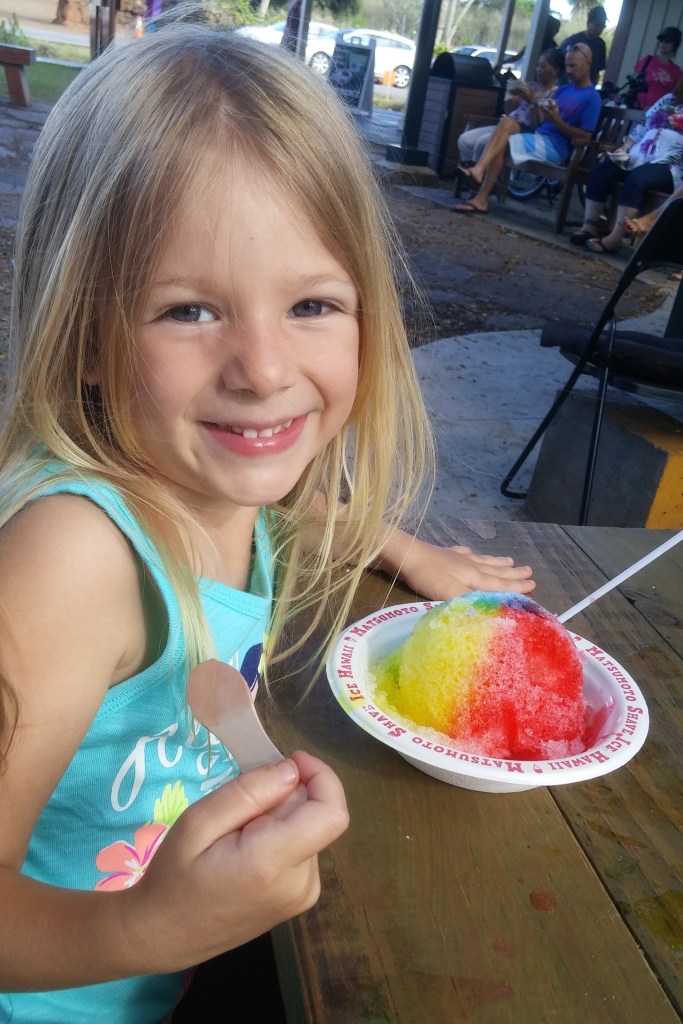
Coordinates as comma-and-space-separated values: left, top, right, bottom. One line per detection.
453, 201, 488, 215
584, 238, 620, 255
569, 229, 598, 246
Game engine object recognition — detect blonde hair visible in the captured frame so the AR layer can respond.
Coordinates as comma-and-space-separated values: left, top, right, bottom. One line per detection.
1, 25, 434, 678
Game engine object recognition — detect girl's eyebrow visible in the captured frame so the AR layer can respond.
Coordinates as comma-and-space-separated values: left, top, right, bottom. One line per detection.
287, 271, 356, 291
149, 271, 357, 292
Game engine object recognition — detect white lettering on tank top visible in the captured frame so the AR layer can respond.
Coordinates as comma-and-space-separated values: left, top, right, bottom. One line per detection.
110, 720, 236, 812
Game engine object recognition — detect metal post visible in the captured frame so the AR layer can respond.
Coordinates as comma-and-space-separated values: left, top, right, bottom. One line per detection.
89, 0, 116, 60
295, 0, 312, 62
386, 0, 442, 165
494, 0, 516, 67
520, 0, 549, 83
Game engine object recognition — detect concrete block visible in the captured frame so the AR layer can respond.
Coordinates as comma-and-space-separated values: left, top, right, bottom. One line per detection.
525, 391, 683, 527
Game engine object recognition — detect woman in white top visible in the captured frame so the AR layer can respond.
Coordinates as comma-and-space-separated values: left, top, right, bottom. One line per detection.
572, 75, 683, 253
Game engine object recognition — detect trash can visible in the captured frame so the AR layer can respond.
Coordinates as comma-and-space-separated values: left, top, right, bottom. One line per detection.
417, 54, 503, 176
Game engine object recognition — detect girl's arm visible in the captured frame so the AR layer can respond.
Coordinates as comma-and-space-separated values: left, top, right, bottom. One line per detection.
307, 495, 535, 599
0, 497, 347, 989
372, 524, 535, 600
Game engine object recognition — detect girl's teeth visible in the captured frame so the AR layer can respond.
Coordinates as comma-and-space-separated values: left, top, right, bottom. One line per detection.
226, 420, 293, 438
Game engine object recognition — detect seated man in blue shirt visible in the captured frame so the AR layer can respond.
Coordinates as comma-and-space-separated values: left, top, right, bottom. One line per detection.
455, 44, 601, 215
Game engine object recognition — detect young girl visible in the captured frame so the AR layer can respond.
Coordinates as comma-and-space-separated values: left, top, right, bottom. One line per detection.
0, 24, 534, 1023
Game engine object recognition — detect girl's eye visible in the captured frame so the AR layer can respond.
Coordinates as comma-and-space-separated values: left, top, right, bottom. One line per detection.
290, 299, 332, 318
164, 304, 215, 324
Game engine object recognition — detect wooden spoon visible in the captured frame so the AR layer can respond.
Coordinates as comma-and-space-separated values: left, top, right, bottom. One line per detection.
188, 659, 284, 772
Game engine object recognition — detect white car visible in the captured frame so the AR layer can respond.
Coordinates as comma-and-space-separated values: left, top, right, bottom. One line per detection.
466, 47, 522, 78
236, 21, 415, 89
306, 28, 416, 87
337, 29, 416, 88
306, 30, 343, 76
235, 20, 340, 48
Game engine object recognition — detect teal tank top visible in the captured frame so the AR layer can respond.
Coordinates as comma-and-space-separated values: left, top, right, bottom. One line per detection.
0, 465, 273, 1024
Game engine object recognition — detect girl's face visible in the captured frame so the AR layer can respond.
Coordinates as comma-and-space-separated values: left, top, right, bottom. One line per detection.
129, 160, 360, 521
658, 39, 675, 60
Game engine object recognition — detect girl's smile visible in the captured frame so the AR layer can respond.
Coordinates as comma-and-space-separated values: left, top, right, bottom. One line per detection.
201, 415, 305, 455
130, 159, 360, 521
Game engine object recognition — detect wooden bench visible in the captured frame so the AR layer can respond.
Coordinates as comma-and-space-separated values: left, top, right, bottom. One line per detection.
454, 103, 671, 233
0, 43, 37, 107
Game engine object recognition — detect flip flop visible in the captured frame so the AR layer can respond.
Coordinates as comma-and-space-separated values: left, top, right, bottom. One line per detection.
569, 229, 598, 246
584, 238, 619, 255
453, 202, 488, 215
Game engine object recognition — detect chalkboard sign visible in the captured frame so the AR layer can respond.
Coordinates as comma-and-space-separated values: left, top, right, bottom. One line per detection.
328, 41, 375, 115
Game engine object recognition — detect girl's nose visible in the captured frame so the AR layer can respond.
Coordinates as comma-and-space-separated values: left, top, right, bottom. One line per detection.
222, 321, 297, 398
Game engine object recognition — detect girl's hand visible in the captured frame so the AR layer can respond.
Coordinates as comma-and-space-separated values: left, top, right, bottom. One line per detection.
126, 752, 348, 972
382, 534, 535, 601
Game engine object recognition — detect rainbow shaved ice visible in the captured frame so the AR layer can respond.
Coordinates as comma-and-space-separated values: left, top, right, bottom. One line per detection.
370, 592, 587, 760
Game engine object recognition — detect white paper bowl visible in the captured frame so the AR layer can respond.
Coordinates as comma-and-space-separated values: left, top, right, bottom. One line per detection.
326, 602, 649, 793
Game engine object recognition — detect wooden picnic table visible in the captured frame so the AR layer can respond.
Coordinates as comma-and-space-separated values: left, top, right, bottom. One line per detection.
262, 518, 683, 1024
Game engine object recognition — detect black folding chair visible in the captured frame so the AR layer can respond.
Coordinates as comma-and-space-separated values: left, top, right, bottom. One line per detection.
501, 197, 683, 525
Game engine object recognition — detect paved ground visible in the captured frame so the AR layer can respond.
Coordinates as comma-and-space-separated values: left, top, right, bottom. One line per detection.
0, 75, 679, 524
2, 0, 88, 41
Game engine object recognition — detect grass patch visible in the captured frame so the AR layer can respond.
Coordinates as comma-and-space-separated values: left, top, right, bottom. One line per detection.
26, 36, 89, 64
372, 92, 407, 112
0, 61, 81, 103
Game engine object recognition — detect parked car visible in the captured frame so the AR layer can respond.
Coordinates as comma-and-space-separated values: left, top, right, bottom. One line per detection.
466, 46, 522, 78
306, 30, 343, 75
338, 29, 416, 88
235, 20, 340, 48
236, 21, 416, 89
235, 21, 345, 78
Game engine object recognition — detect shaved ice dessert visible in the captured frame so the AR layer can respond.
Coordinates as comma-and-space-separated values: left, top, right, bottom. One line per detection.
370, 592, 587, 760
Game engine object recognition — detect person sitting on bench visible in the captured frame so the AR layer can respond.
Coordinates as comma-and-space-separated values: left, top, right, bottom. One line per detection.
455, 43, 600, 215
456, 48, 564, 167
572, 73, 683, 254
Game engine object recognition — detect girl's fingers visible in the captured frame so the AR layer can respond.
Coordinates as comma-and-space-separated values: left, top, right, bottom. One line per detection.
249, 751, 349, 864
476, 560, 533, 577
173, 753, 348, 869
172, 758, 302, 853
448, 548, 523, 570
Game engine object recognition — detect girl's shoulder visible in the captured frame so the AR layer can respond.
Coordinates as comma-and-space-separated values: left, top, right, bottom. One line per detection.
0, 492, 144, 648
1, 454, 168, 578
0, 492, 149, 763
1, 489, 138, 568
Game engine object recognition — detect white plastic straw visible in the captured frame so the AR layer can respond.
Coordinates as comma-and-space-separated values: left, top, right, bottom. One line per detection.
557, 529, 683, 624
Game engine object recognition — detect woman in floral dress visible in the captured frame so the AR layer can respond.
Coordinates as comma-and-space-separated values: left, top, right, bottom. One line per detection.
570, 74, 683, 253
